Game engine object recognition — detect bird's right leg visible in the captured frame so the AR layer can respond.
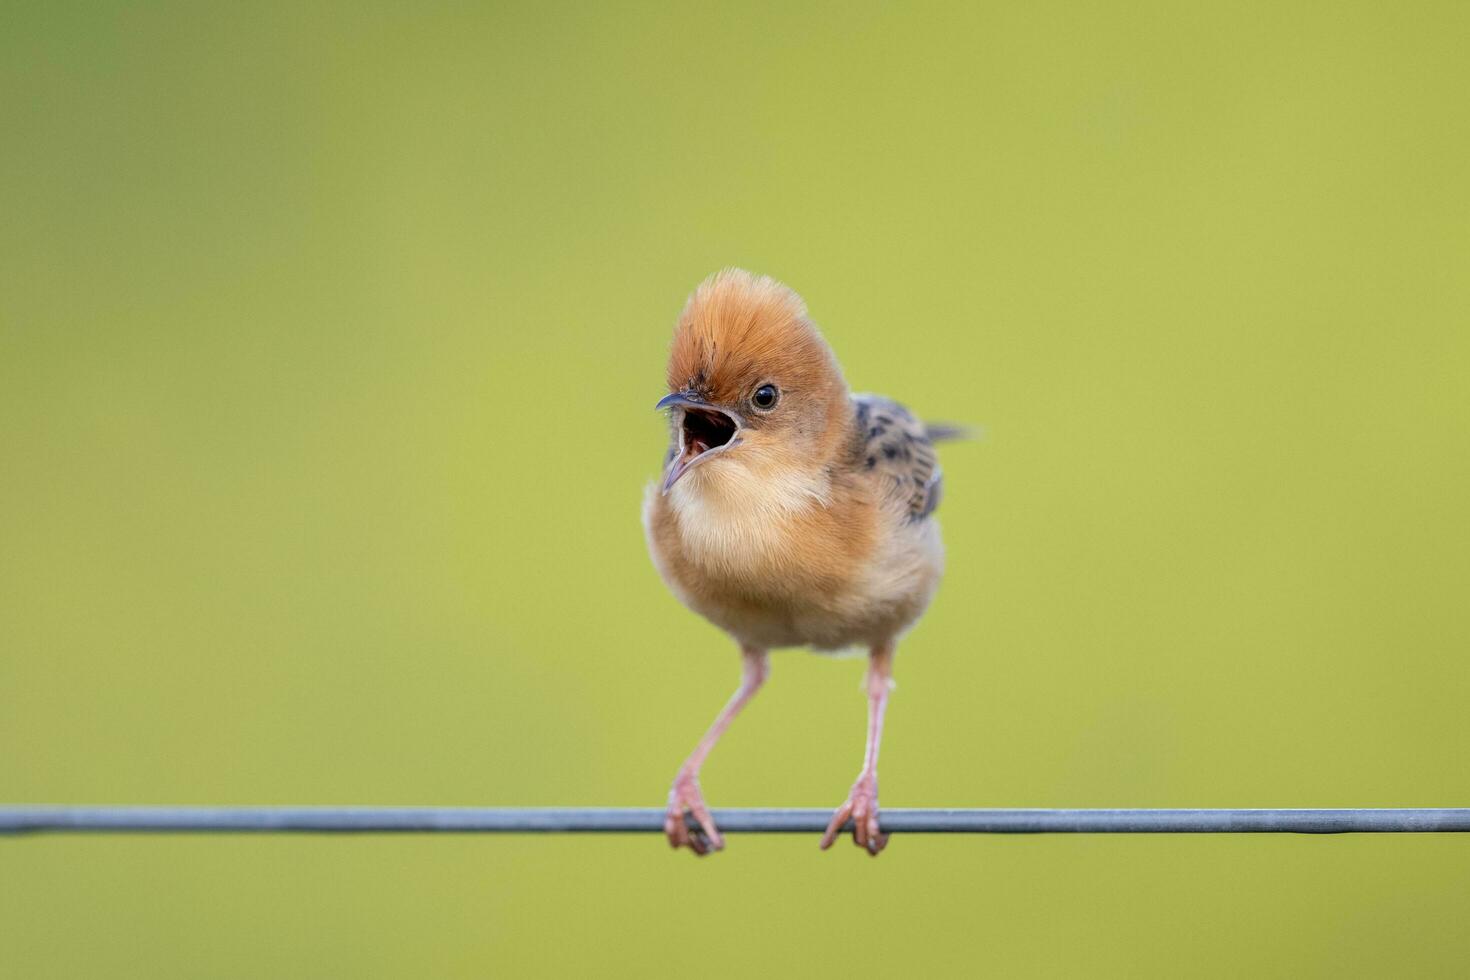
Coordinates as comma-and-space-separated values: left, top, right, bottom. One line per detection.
665, 645, 769, 855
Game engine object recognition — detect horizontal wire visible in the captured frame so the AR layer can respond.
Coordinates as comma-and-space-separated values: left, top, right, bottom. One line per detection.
4, 806, 1470, 835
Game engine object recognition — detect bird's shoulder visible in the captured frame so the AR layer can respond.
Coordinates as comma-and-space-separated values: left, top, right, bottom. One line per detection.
849, 393, 943, 521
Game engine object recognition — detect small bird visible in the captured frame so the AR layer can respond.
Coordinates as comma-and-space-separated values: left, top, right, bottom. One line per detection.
643, 269, 959, 856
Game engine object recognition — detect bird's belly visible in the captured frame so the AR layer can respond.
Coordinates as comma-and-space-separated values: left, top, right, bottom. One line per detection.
654, 540, 858, 649
675, 582, 863, 651
681, 557, 940, 651
645, 482, 943, 651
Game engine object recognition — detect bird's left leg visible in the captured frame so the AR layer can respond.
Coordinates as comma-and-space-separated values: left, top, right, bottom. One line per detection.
820, 640, 894, 855
665, 645, 769, 856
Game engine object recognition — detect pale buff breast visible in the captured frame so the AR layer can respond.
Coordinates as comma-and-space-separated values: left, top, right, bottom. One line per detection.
642, 458, 943, 651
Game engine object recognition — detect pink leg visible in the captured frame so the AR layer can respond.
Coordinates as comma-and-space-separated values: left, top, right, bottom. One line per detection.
665, 645, 769, 855
820, 641, 894, 855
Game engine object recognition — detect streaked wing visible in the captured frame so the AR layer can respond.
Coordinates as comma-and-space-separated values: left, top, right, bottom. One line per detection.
852, 394, 943, 521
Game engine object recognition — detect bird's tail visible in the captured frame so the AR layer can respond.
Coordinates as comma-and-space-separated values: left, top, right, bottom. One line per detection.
923, 422, 975, 442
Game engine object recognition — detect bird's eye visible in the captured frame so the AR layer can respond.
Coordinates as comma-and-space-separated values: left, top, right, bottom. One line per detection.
751, 384, 779, 410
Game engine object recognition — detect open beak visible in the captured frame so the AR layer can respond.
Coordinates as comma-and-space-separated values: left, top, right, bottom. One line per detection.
656, 392, 744, 494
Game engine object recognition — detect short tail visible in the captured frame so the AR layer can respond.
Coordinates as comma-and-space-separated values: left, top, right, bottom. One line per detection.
923, 422, 975, 442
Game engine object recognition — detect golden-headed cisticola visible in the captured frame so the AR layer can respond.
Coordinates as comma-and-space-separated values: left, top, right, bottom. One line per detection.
643, 269, 961, 856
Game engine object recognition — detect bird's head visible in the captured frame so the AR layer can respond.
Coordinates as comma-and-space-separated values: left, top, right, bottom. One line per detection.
657, 269, 850, 495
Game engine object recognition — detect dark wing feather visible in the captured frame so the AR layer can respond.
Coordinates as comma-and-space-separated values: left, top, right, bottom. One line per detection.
852, 394, 944, 521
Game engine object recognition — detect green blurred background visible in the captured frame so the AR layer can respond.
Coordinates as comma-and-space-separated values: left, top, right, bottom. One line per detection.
3, 1, 1468, 976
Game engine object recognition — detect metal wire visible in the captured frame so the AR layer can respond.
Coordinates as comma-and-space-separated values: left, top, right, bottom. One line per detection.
4, 806, 1470, 835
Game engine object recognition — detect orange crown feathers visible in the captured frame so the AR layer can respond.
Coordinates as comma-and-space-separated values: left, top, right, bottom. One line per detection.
666, 269, 847, 409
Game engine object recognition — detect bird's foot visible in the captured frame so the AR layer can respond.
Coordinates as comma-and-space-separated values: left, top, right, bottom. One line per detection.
664, 770, 723, 856
820, 770, 888, 855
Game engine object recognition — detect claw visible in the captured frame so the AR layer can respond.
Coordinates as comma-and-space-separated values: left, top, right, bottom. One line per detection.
665, 772, 724, 856
821, 772, 887, 855
819, 799, 852, 850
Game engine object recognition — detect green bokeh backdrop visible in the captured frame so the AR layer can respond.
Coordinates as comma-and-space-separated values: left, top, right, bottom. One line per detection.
3, 2, 1468, 976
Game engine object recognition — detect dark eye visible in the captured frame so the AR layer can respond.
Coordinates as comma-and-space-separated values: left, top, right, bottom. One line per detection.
751, 384, 779, 410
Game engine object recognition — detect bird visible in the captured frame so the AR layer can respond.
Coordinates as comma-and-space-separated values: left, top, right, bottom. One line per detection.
642, 268, 961, 856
